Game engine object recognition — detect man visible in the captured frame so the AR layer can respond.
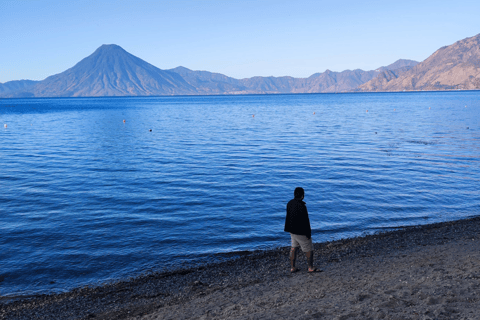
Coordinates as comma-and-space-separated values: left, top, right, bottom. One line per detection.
284, 187, 320, 273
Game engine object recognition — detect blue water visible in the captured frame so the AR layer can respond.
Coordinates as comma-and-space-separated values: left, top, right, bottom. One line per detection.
1, 92, 479, 297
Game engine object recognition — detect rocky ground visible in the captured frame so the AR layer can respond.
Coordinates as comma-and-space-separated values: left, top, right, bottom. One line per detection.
1, 216, 480, 320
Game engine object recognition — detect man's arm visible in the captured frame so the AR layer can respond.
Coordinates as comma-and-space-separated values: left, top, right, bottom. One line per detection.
304, 204, 312, 239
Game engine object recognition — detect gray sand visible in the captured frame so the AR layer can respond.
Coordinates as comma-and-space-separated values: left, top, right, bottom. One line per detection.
1, 217, 479, 320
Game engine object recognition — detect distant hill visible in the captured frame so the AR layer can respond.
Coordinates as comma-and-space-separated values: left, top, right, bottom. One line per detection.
359, 34, 480, 91
295, 69, 380, 93
358, 59, 419, 91
0, 80, 38, 98
358, 66, 416, 91
168, 66, 248, 94
32, 44, 197, 97
168, 67, 380, 94
240, 75, 299, 94
376, 59, 418, 72
169, 60, 420, 94
2, 33, 479, 97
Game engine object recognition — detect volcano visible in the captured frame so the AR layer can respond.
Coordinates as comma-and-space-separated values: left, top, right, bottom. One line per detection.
32, 44, 197, 97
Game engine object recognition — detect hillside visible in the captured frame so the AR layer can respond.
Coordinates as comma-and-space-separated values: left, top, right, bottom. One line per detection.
359, 34, 480, 91
169, 68, 380, 94
0, 80, 38, 98
376, 59, 418, 72
32, 45, 197, 97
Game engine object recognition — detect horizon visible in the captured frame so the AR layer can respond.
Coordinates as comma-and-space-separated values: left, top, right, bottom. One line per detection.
1, 0, 479, 83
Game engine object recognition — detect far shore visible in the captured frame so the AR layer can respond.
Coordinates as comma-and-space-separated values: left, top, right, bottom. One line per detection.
1, 215, 480, 319
1, 88, 480, 100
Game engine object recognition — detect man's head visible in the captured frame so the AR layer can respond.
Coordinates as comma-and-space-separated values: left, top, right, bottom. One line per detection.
294, 187, 304, 199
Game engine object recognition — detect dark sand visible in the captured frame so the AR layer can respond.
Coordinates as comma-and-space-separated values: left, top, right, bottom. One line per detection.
1, 216, 479, 320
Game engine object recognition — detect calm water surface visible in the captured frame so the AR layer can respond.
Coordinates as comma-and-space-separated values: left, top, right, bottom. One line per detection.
1, 92, 479, 296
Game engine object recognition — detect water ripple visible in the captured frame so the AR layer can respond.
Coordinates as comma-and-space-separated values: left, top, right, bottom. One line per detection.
1, 92, 479, 296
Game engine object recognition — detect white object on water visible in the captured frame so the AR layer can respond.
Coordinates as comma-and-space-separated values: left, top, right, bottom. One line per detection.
3, 124, 6, 128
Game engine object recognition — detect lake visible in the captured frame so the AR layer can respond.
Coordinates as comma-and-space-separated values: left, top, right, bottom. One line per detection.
0, 92, 479, 297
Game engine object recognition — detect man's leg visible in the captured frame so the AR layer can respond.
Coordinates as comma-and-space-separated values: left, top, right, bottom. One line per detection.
290, 247, 299, 270
306, 250, 314, 270
305, 251, 322, 272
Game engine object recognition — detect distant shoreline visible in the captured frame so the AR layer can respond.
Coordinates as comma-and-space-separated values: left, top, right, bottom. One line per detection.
1, 88, 480, 100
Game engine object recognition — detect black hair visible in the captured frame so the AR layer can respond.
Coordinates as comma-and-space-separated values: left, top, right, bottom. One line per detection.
294, 187, 304, 199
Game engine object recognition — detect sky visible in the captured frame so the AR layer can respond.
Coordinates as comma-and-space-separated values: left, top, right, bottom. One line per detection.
1, 0, 479, 83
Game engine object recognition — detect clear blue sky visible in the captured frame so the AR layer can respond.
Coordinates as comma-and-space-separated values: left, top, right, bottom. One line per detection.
1, 0, 479, 83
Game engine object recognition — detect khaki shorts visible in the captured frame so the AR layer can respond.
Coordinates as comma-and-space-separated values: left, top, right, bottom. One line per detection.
290, 233, 313, 252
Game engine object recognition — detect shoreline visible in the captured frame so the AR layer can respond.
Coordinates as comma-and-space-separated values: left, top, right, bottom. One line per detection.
1, 88, 479, 100
1, 216, 479, 319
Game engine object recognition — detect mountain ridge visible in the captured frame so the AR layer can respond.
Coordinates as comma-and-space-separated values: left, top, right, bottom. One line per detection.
0, 46, 419, 97
376, 59, 418, 72
2, 33, 479, 97
359, 34, 480, 91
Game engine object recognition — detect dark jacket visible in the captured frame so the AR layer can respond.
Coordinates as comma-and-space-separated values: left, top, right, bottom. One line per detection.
284, 198, 311, 238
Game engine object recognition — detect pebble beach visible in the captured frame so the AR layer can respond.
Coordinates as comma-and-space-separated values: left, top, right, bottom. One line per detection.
1, 216, 480, 320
